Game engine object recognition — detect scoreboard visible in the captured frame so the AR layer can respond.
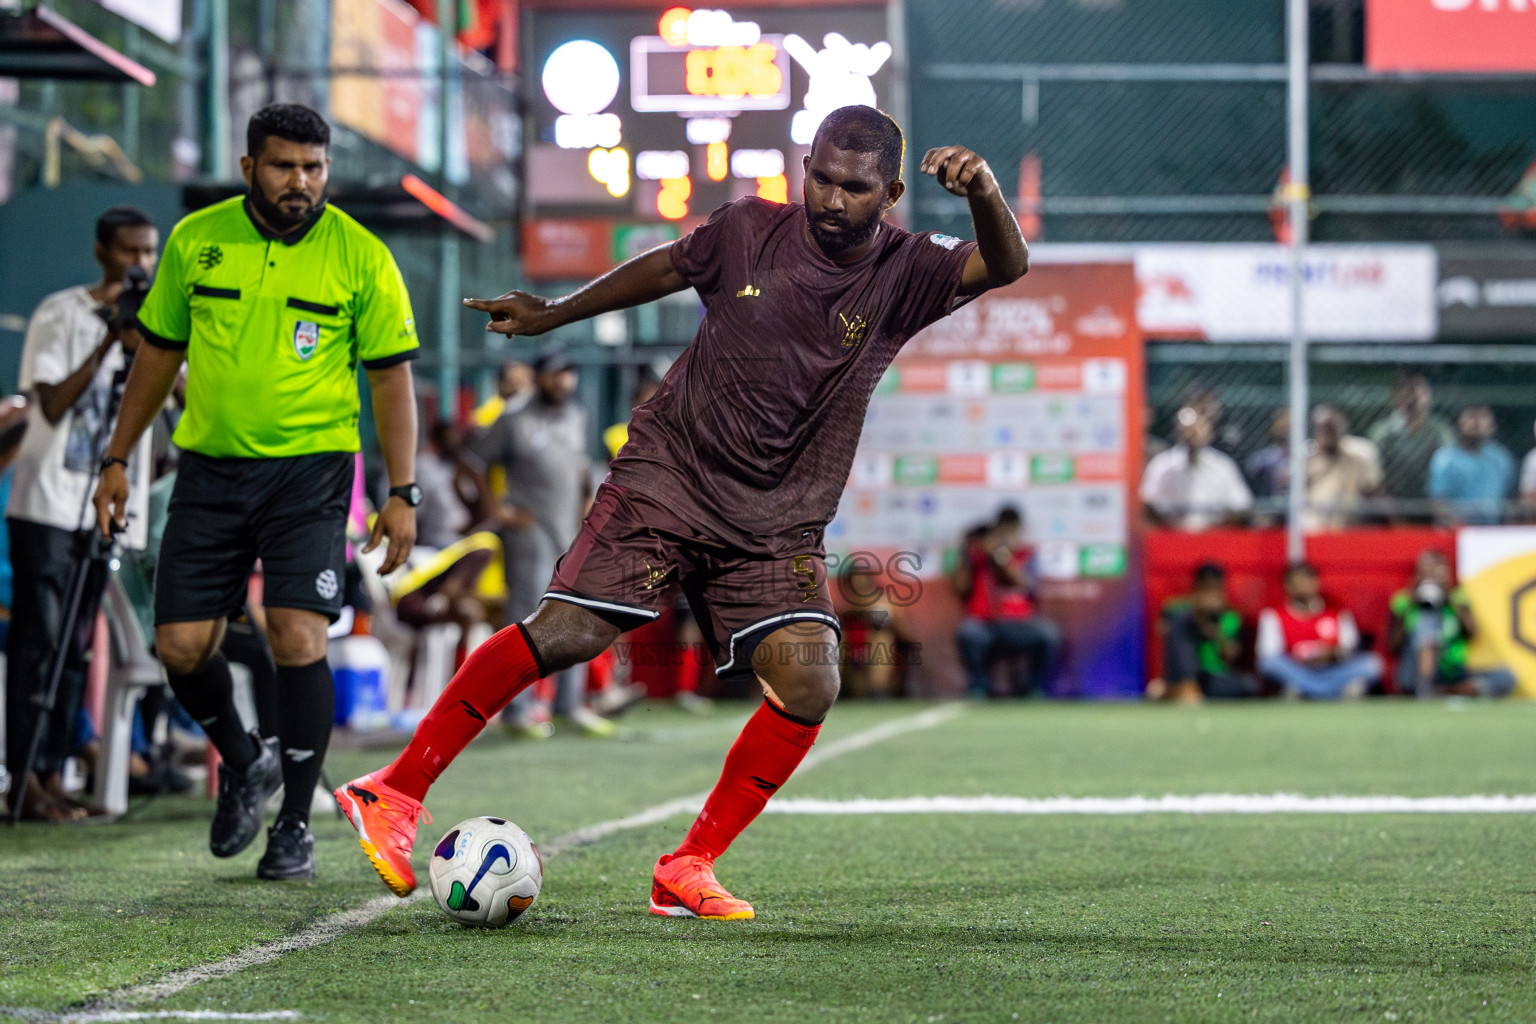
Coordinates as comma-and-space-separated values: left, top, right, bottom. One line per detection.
525, 4, 893, 274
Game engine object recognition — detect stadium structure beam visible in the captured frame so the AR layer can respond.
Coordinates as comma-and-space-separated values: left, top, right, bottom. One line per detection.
0, 4, 155, 84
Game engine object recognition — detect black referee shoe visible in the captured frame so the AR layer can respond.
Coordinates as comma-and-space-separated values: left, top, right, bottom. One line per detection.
210, 737, 281, 858
257, 817, 317, 881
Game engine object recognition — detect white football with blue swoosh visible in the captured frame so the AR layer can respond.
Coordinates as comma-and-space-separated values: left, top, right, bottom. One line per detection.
428, 816, 543, 928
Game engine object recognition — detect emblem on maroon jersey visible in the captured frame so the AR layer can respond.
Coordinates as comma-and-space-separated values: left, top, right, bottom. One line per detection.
735, 284, 761, 298
837, 312, 869, 348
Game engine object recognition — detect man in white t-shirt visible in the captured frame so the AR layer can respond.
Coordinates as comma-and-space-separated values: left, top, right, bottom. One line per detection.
1140, 406, 1254, 532
4, 206, 157, 822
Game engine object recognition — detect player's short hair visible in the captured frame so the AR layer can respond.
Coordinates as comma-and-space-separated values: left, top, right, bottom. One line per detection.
996, 505, 1023, 528
95, 206, 154, 247
1284, 561, 1317, 583
811, 105, 904, 185
247, 103, 330, 157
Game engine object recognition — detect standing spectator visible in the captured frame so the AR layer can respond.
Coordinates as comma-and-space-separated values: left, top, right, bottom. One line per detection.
1520, 419, 1536, 521
94, 105, 421, 879
471, 359, 533, 429
1428, 405, 1514, 526
1152, 563, 1257, 702
1245, 407, 1291, 502
1257, 563, 1382, 699
952, 507, 1062, 697
1388, 550, 1515, 699
4, 207, 158, 823
472, 349, 609, 736
1140, 406, 1253, 531
1305, 405, 1381, 531
1367, 374, 1453, 517
415, 420, 485, 550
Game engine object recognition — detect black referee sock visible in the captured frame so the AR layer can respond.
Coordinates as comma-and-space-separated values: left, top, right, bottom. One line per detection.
166, 654, 259, 772
221, 619, 279, 743
275, 658, 336, 824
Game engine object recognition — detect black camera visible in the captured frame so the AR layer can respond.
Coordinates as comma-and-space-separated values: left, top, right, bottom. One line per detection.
95, 265, 153, 333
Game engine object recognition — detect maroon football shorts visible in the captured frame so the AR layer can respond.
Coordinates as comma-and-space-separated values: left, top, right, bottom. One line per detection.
545, 482, 840, 681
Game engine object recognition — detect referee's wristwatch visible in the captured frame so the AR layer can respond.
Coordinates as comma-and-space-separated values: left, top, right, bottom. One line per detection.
100, 455, 130, 472
389, 482, 423, 507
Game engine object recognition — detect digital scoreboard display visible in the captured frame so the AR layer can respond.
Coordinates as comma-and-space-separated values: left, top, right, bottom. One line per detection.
526, 3, 893, 275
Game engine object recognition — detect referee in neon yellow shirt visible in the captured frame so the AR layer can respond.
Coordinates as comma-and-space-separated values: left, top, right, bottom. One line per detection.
93, 105, 420, 880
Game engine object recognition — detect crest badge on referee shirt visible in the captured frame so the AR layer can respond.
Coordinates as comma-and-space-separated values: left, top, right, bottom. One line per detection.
293, 320, 320, 360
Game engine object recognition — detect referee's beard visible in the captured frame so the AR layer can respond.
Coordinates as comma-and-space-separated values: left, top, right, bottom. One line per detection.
249, 182, 326, 234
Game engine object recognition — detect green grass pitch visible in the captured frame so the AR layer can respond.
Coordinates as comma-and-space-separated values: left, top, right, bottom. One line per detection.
3, 700, 1535, 1023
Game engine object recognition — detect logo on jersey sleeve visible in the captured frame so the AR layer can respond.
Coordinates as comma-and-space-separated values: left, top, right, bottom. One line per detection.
293, 320, 320, 360
929, 234, 962, 250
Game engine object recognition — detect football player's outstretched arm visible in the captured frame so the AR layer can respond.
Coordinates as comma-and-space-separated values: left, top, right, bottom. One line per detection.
919, 145, 1029, 296
464, 245, 688, 338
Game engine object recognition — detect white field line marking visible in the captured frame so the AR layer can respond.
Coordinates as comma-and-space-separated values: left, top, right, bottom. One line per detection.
51, 704, 962, 1022
765, 793, 1536, 815
64, 1013, 303, 1022
541, 703, 964, 857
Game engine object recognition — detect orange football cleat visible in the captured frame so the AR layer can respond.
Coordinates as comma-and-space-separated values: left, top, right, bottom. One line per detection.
649, 853, 755, 920
334, 771, 430, 898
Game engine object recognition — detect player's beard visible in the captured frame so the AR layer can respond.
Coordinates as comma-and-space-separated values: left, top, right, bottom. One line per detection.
805, 203, 882, 254
249, 183, 326, 233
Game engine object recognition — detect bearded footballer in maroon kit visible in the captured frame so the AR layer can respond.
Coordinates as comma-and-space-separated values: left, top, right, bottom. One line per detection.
336, 106, 1029, 919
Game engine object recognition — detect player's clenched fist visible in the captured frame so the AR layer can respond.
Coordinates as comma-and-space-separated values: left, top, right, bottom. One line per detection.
919, 146, 997, 199
462, 290, 557, 336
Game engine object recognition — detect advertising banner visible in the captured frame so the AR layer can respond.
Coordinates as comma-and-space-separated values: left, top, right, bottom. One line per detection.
1437, 249, 1536, 340
829, 262, 1145, 698
1367, 0, 1536, 74
1456, 526, 1536, 697
1135, 244, 1438, 342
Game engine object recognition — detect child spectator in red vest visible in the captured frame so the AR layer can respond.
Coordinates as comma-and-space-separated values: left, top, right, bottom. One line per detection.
1257, 562, 1383, 699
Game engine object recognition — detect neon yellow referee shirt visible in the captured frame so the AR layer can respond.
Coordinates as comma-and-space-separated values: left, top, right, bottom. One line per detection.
138, 196, 419, 458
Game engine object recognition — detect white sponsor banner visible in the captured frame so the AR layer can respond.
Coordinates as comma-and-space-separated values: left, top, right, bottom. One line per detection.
1133, 243, 1439, 342
98, 0, 181, 42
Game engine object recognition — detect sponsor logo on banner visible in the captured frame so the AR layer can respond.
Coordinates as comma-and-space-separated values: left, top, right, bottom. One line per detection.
1436, 253, 1536, 339
1134, 244, 1438, 342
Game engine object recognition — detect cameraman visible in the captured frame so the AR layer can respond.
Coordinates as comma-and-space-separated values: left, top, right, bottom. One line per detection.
1388, 549, 1515, 698
3, 206, 158, 822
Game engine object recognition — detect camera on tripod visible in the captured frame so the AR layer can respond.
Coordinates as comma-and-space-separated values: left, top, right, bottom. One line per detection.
95, 265, 153, 334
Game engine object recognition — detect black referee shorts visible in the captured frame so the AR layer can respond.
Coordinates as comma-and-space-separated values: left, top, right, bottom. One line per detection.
155, 451, 353, 626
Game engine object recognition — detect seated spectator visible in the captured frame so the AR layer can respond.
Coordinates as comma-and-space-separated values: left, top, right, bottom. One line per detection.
416, 419, 488, 550
1257, 563, 1383, 699
1150, 563, 1257, 703
1428, 405, 1514, 526
837, 558, 917, 699
1367, 374, 1453, 519
1140, 406, 1253, 531
953, 507, 1062, 697
1305, 405, 1381, 531
1388, 550, 1516, 699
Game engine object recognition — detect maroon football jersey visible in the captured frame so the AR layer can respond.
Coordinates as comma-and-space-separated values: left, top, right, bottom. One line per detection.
607, 197, 977, 557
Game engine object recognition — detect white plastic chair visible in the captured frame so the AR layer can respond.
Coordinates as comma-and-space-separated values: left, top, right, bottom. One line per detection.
93, 574, 166, 816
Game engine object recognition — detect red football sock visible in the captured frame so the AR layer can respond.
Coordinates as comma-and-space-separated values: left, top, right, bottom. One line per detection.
673, 700, 821, 861
380, 623, 545, 801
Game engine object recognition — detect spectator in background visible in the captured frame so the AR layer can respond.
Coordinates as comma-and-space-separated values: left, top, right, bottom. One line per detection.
952, 507, 1062, 698
471, 359, 533, 430
1520, 419, 1536, 521
1245, 406, 1291, 505
1428, 405, 1514, 527
415, 420, 487, 550
837, 557, 917, 699
1150, 563, 1257, 703
1140, 406, 1253, 531
1367, 374, 1453, 518
1257, 563, 1382, 700
0, 395, 30, 648
472, 349, 610, 737
5, 206, 158, 822
1388, 549, 1515, 699
1305, 405, 1381, 531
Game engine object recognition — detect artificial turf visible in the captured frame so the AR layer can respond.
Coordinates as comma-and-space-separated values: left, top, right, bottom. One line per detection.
3, 700, 1534, 1023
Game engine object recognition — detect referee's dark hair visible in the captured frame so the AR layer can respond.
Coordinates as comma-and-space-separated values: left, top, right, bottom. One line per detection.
95, 206, 154, 247
247, 103, 331, 157
811, 105, 904, 186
